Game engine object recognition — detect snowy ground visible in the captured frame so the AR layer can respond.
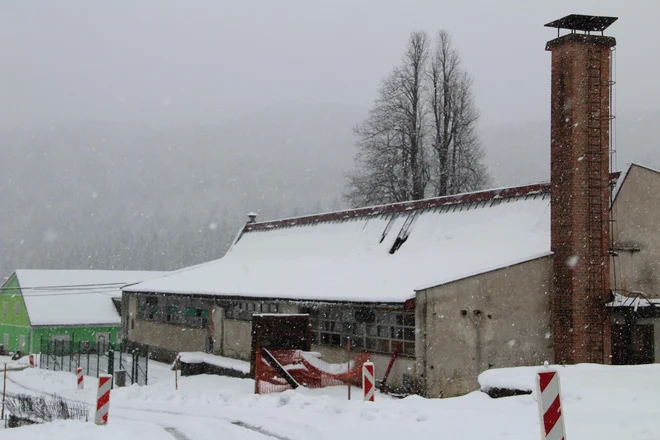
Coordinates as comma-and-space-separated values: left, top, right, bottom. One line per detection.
2, 361, 660, 439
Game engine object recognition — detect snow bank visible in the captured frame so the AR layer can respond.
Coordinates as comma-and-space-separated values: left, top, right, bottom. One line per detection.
300, 351, 351, 375
6, 362, 660, 439
0, 419, 169, 440
177, 351, 250, 374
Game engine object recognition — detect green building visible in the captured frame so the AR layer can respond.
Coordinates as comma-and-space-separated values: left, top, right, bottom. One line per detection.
0, 269, 165, 353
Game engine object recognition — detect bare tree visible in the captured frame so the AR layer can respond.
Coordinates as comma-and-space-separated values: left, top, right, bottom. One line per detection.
428, 31, 489, 196
346, 30, 489, 208
345, 31, 430, 207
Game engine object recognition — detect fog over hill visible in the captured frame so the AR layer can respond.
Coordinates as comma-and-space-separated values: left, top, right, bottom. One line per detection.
484, 109, 660, 187
1, 105, 659, 279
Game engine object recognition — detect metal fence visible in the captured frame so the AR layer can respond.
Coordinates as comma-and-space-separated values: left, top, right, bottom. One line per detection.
38, 339, 149, 386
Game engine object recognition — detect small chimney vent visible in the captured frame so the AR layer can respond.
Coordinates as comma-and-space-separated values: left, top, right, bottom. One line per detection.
247, 212, 258, 224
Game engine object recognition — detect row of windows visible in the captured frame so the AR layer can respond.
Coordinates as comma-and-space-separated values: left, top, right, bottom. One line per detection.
224, 301, 279, 320
307, 307, 415, 356
137, 296, 210, 328
134, 296, 414, 356
2, 301, 20, 317
137, 296, 280, 325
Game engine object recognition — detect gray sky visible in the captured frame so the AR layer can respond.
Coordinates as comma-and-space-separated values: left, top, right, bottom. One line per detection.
1, 0, 658, 128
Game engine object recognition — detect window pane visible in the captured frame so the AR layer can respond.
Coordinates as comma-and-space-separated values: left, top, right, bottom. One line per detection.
404, 342, 415, 355
378, 325, 389, 338
404, 328, 416, 341
350, 336, 364, 349
403, 313, 415, 327
366, 338, 389, 353
391, 326, 403, 340
391, 340, 404, 353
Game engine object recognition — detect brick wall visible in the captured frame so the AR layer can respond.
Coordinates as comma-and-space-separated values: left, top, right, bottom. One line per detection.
547, 34, 616, 364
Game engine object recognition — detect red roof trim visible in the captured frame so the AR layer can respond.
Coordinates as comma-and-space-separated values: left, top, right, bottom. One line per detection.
246, 183, 551, 232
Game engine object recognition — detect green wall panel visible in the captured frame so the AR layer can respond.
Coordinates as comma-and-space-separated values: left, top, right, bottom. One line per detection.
32, 325, 120, 353
0, 274, 31, 326
0, 325, 31, 352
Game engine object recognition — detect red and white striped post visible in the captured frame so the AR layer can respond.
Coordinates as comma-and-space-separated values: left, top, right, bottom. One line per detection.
536, 371, 566, 440
28, 354, 35, 368
76, 367, 84, 390
362, 361, 375, 402
95, 374, 112, 425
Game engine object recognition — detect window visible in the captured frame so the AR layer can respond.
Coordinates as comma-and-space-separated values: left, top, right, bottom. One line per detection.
310, 307, 415, 356
19, 334, 26, 350
3, 333, 8, 348
225, 301, 278, 320
2, 302, 6, 317
14, 301, 20, 316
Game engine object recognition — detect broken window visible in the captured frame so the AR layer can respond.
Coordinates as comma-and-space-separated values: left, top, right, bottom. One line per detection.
310, 306, 415, 356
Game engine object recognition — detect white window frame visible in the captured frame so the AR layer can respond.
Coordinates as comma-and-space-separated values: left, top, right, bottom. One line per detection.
19, 334, 26, 350
14, 301, 20, 316
2, 301, 7, 317
3, 333, 8, 347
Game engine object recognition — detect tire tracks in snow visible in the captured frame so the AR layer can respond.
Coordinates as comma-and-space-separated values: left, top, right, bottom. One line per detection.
5, 373, 296, 440
164, 427, 194, 440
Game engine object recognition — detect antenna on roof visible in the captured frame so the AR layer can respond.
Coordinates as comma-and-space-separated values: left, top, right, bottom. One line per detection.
247, 212, 258, 224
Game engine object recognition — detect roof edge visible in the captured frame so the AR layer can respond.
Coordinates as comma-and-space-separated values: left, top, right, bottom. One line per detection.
414, 251, 554, 292
246, 182, 551, 232
122, 289, 407, 306
30, 322, 120, 328
612, 163, 660, 204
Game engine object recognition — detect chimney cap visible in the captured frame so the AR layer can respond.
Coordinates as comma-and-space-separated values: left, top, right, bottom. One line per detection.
545, 14, 617, 33
247, 212, 258, 223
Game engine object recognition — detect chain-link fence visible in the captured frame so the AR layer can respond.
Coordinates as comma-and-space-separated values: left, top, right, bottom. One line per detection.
38, 339, 148, 386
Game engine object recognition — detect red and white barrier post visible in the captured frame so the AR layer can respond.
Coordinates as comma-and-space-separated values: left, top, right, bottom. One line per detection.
95, 374, 112, 425
362, 361, 375, 402
76, 367, 84, 390
28, 354, 35, 368
536, 371, 566, 440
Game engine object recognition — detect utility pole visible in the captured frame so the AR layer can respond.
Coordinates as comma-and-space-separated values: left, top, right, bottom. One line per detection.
1, 363, 6, 420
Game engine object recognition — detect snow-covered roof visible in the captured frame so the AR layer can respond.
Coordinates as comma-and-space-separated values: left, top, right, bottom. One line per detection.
125, 184, 552, 303
608, 292, 660, 310
12, 270, 166, 326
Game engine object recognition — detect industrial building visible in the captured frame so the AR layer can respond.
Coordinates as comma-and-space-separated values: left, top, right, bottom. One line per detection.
123, 15, 660, 397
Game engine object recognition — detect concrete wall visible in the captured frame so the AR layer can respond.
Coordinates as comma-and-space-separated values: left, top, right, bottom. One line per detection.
125, 294, 207, 353
222, 318, 252, 360
416, 255, 554, 397
211, 306, 224, 355
612, 165, 660, 298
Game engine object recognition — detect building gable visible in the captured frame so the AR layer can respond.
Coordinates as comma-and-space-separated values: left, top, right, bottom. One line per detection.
0, 273, 32, 327
611, 163, 660, 298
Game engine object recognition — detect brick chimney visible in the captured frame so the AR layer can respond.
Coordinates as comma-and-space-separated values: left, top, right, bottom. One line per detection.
545, 15, 617, 364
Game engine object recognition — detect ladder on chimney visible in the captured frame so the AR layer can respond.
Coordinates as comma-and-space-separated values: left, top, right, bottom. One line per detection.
585, 47, 608, 362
